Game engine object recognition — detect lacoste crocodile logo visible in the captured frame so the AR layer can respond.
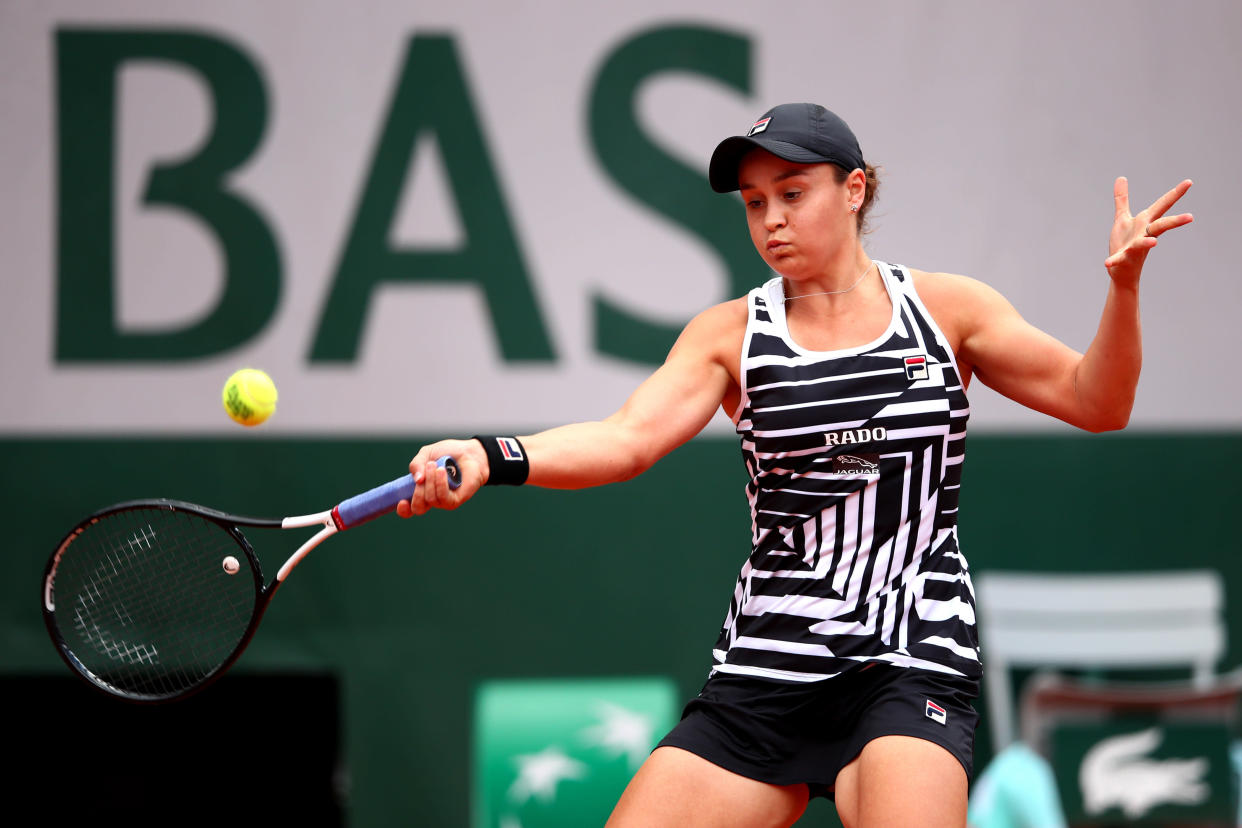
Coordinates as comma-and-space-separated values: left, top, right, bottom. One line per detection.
1080, 727, 1209, 818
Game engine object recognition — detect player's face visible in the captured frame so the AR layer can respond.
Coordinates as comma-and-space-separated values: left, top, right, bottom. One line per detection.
737, 150, 853, 280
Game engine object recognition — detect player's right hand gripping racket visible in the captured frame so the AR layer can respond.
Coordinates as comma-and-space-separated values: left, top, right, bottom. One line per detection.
41, 456, 460, 703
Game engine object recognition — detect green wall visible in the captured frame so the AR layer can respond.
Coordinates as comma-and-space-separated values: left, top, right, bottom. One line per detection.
4, 432, 1240, 826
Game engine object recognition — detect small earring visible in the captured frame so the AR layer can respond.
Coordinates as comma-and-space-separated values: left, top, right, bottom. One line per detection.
849, 204, 859, 213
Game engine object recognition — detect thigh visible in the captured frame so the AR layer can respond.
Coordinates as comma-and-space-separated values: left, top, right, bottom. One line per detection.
606, 746, 809, 828
833, 735, 967, 828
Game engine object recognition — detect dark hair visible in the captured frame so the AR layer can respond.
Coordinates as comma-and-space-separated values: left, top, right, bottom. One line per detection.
832, 162, 881, 235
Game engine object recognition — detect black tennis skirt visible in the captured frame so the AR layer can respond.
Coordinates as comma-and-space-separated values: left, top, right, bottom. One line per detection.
656, 663, 979, 799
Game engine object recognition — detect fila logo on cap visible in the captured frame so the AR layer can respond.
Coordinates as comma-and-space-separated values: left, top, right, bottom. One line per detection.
925, 699, 947, 725
747, 116, 771, 136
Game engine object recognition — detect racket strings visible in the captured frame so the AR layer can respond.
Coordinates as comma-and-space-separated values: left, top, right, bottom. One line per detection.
50, 508, 259, 700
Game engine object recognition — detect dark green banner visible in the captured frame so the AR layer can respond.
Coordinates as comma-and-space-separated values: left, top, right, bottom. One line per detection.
4, 432, 1241, 827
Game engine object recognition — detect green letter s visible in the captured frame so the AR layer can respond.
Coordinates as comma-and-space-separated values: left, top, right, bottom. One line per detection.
589, 25, 756, 366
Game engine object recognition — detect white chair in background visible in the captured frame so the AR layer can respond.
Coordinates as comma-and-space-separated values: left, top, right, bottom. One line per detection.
974, 569, 1227, 754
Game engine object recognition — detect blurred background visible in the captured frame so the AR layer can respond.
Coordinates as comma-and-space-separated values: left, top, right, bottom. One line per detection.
3, 2, 1240, 826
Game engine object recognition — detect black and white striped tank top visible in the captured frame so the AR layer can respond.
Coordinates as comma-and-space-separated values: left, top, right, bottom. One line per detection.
713, 261, 980, 683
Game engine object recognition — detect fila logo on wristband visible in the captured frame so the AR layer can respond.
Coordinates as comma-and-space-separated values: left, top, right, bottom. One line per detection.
496, 437, 524, 461
473, 435, 530, 485
925, 699, 947, 725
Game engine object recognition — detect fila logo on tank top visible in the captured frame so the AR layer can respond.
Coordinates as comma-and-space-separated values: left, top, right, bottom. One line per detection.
715, 262, 980, 683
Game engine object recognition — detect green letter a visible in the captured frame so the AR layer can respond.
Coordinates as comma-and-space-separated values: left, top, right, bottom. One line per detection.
311, 35, 554, 363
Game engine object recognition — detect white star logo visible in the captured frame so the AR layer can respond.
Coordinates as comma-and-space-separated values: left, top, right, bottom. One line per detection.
579, 702, 656, 771
507, 745, 588, 805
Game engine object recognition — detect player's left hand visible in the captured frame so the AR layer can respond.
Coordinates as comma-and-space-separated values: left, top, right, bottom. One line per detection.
1104, 177, 1193, 288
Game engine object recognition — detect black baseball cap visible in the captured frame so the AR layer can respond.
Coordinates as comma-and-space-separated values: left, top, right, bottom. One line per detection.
708, 103, 865, 193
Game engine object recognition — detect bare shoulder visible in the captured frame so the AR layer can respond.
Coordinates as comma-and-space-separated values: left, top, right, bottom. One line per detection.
679, 295, 748, 345
667, 295, 749, 384
909, 268, 1003, 305
909, 268, 1016, 344
699, 294, 750, 324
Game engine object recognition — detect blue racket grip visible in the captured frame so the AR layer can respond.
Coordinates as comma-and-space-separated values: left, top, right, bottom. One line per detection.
334, 456, 461, 530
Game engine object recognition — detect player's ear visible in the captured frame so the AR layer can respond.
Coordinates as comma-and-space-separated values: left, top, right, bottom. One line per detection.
845, 167, 867, 207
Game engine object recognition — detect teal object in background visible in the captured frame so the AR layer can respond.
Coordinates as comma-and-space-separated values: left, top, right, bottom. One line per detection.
473, 677, 679, 828
968, 742, 1068, 828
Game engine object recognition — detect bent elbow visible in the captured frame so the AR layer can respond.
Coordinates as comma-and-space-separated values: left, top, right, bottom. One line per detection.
1081, 408, 1132, 434
621, 443, 662, 482
613, 454, 650, 483
617, 432, 678, 483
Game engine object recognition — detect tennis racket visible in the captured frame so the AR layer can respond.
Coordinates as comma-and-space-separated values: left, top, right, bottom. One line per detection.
41, 455, 460, 704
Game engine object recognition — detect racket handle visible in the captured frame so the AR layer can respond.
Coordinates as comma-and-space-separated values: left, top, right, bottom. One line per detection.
334, 456, 461, 529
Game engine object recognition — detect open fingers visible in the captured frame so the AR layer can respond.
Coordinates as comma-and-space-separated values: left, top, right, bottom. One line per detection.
1113, 176, 1131, 219
1141, 179, 1194, 238
1144, 178, 1194, 222
1106, 177, 1193, 281
1143, 212, 1195, 239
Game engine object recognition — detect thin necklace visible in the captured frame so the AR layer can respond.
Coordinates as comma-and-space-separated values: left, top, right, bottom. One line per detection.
784, 260, 874, 301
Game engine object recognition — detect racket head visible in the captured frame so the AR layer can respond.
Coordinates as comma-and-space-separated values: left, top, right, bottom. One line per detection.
42, 499, 268, 703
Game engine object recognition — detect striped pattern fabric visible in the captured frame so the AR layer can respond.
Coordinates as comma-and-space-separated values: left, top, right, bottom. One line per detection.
713, 262, 980, 683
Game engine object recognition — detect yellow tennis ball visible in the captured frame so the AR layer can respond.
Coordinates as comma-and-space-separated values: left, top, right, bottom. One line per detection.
222, 368, 277, 427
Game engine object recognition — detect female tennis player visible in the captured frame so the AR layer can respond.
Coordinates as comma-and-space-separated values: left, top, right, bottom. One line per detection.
398, 103, 1193, 827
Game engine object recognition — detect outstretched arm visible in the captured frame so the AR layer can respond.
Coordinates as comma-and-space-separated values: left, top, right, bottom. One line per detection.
397, 300, 744, 516
955, 177, 1193, 432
